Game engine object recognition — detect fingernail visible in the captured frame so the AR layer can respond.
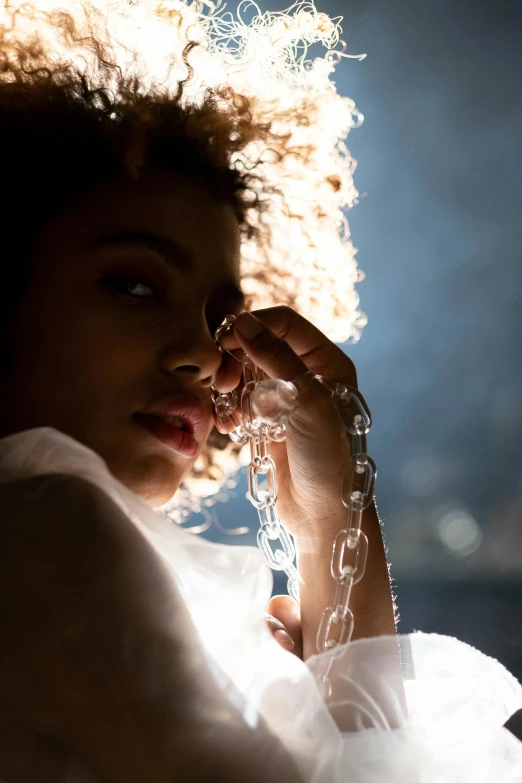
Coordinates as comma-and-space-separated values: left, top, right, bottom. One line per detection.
274, 629, 295, 651
235, 312, 262, 339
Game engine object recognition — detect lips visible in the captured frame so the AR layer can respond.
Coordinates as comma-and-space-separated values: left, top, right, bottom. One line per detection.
135, 391, 212, 456
135, 413, 198, 457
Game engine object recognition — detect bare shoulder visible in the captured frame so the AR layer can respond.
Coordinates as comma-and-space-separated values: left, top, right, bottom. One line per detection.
0, 475, 107, 572
0, 479, 304, 782
0, 473, 137, 623
0, 472, 150, 560
0, 472, 119, 528
0, 468, 190, 632
0, 471, 174, 645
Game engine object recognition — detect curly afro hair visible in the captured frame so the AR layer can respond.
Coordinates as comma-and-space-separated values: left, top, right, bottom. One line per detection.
0, 0, 366, 528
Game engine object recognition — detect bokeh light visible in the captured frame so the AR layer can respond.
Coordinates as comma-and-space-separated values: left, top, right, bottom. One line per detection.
437, 509, 483, 558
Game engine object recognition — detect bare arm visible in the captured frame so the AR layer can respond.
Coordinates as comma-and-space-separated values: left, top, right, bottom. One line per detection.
295, 499, 398, 660
0, 474, 302, 783
295, 499, 407, 728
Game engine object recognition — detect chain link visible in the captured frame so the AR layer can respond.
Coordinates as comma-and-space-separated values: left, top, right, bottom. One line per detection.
212, 315, 376, 697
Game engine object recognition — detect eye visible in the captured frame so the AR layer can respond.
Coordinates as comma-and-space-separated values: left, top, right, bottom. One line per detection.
104, 276, 159, 300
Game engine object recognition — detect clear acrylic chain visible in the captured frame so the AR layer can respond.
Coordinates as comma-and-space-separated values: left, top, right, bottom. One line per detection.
211, 315, 376, 685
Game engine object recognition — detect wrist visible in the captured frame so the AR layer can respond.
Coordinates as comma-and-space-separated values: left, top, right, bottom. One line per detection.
292, 499, 379, 555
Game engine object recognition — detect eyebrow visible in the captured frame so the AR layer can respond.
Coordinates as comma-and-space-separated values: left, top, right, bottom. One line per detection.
89, 229, 246, 308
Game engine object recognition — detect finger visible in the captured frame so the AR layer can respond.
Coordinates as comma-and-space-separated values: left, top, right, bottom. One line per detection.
220, 306, 357, 388
263, 612, 296, 653
218, 320, 347, 437
227, 312, 311, 384
222, 312, 338, 439
266, 595, 303, 660
213, 346, 244, 394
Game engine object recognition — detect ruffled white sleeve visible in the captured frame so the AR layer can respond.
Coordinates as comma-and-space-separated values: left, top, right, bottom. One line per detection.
0, 427, 520, 783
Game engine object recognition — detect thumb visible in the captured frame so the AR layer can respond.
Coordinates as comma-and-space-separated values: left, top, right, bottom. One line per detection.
266, 594, 303, 660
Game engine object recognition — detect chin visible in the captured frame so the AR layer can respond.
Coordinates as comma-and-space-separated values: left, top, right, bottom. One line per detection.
147, 487, 179, 509
133, 473, 182, 508
104, 451, 185, 508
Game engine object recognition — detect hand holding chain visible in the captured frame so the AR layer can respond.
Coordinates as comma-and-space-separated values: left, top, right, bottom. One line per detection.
211, 315, 376, 696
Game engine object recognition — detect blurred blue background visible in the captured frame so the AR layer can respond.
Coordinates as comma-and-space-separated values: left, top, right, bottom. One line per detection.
191, 0, 522, 737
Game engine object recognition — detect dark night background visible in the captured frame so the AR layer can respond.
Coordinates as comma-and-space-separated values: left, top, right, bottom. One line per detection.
192, 0, 522, 738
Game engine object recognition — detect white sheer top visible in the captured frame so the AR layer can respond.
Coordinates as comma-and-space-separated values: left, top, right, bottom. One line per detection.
0, 427, 521, 783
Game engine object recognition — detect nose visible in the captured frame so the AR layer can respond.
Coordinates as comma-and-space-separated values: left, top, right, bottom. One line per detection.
158, 317, 224, 389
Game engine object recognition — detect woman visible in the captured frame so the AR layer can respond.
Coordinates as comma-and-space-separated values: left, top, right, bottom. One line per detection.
0, 1, 519, 781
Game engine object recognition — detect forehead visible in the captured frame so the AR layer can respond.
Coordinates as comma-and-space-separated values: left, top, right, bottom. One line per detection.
33, 169, 243, 290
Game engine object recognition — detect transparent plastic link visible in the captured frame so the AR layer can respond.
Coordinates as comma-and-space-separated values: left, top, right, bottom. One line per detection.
268, 422, 287, 442
257, 500, 281, 539
316, 605, 354, 653
350, 430, 367, 457
250, 424, 271, 473
214, 314, 237, 346
332, 573, 354, 618
331, 529, 368, 584
248, 422, 261, 462
282, 558, 300, 586
242, 380, 259, 434
333, 385, 372, 435
347, 507, 364, 546
341, 453, 377, 512
229, 426, 250, 446
287, 576, 300, 604
211, 315, 378, 656
243, 358, 262, 386
247, 460, 278, 509
257, 525, 296, 571
280, 558, 301, 607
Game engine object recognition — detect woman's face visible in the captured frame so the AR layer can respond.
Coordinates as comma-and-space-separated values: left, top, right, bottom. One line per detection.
0, 170, 245, 506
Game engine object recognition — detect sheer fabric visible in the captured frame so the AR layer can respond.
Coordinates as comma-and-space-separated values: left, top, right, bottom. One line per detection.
0, 427, 521, 782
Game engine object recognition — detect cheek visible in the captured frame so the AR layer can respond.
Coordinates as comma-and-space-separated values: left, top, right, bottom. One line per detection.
7, 286, 155, 416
